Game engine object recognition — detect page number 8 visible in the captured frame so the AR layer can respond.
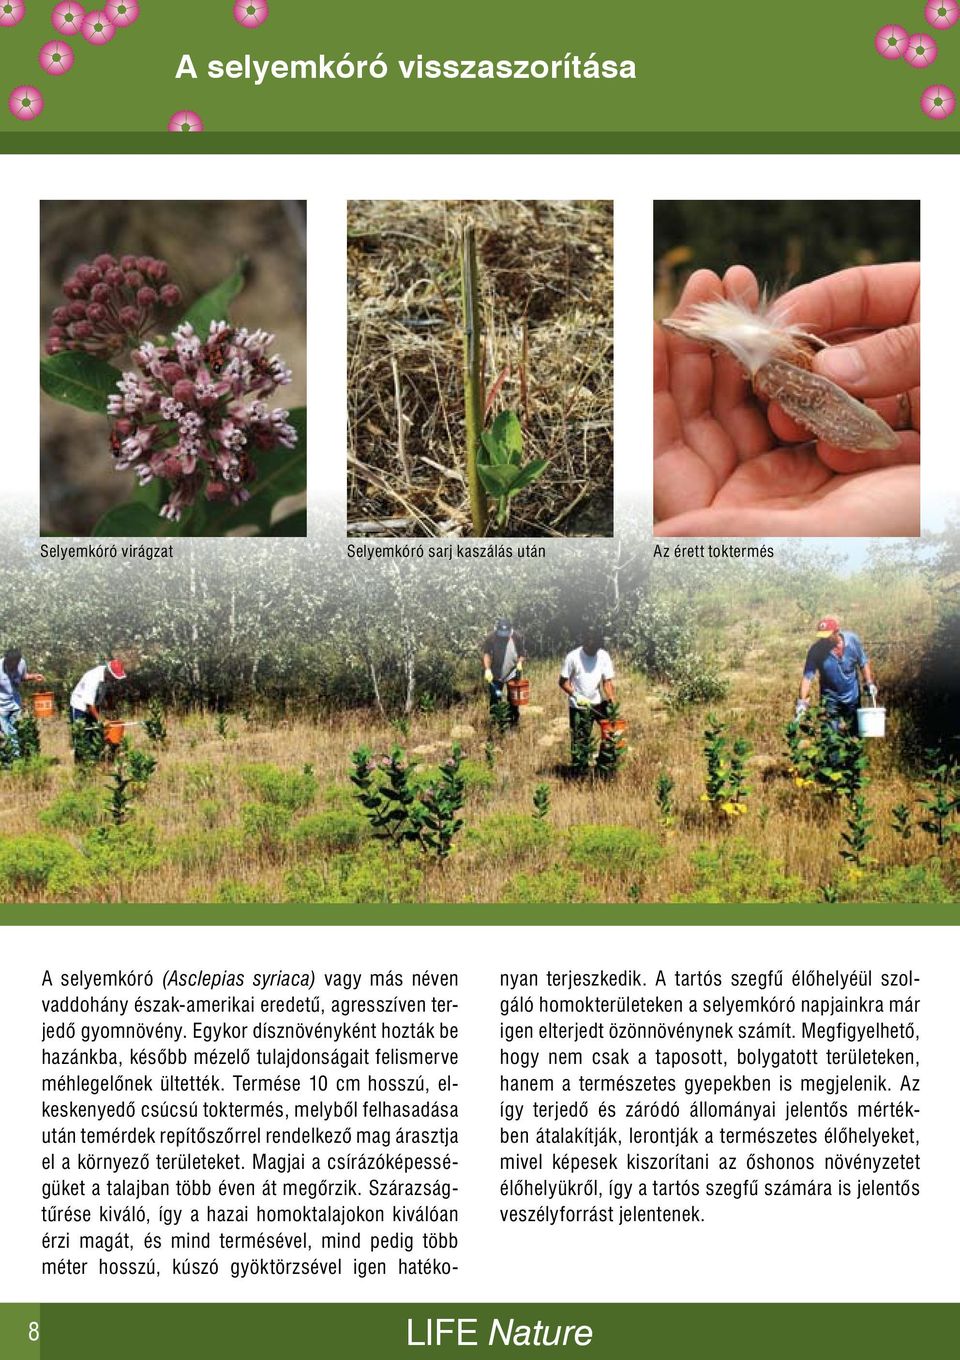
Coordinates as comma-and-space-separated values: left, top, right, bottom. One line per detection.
28, 1322, 39, 1342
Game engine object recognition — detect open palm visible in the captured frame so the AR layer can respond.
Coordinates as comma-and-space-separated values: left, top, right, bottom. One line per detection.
653, 265, 920, 536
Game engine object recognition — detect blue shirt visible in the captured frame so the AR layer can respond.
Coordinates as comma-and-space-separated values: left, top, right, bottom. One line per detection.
0, 658, 26, 715
803, 631, 868, 708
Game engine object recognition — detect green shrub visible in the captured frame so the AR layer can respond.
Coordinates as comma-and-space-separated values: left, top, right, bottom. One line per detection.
415, 759, 494, 796
284, 844, 423, 904
664, 658, 729, 710
40, 786, 103, 831
167, 828, 242, 872
680, 838, 810, 903
183, 762, 219, 798
834, 863, 959, 905
6, 755, 57, 791
240, 803, 291, 857
323, 782, 357, 812
568, 825, 665, 876
198, 799, 225, 828
500, 867, 599, 905
210, 879, 274, 904
467, 814, 554, 857
0, 835, 91, 897
289, 812, 370, 856
240, 763, 318, 812
83, 824, 162, 881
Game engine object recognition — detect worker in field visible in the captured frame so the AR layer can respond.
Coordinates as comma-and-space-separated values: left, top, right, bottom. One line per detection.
482, 617, 526, 726
0, 648, 45, 761
69, 658, 127, 760
796, 616, 877, 729
559, 626, 617, 756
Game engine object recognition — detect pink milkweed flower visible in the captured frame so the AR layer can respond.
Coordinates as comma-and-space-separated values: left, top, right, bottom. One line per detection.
9, 85, 44, 119
875, 24, 908, 58
51, 2, 86, 34
234, 0, 268, 28
167, 109, 204, 132
0, 1, 25, 27
904, 33, 938, 67
104, 0, 137, 23
81, 8, 114, 42
921, 83, 955, 117
39, 40, 75, 75
925, 2, 959, 28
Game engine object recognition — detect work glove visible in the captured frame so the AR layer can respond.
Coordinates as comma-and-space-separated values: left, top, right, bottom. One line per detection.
575, 694, 593, 710
483, 668, 494, 684
795, 699, 809, 719
867, 684, 878, 702
516, 660, 523, 674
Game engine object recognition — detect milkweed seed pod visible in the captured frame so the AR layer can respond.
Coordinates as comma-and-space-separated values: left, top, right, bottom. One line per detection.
662, 296, 899, 452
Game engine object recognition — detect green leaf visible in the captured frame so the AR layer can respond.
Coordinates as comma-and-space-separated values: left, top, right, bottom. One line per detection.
40, 352, 120, 414
477, 462, 521, 497
181, 258, 248, 338
479, 430, 509, 466
505, 457, 549, 494
270, 509, 307, 536
92, 502, 167, 538
491, 410, 523, 462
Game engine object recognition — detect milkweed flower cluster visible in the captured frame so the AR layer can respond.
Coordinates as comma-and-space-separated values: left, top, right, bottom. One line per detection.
106, 321, 297, 521
45, 254, 183, 356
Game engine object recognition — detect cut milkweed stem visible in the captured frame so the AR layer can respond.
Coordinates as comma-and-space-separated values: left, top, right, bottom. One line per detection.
461, 224, 488, 536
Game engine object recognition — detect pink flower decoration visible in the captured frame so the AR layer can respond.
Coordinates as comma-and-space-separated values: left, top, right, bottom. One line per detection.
9, 85, 44, 120
925, 2, 959, 28
51, 2, 86, 34
921, 83, 955, 117
875, 24, 908, 58
39, 39, 75, 74
233, 0, 268, 27
167, 109, 204, 132
81, 8, 114, 41
0, 1, 25, 27
104, 0, 137, 23
904, 33, 938, 67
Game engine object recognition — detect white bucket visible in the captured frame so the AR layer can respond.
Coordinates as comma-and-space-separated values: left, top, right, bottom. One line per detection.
856, 705, 886, 739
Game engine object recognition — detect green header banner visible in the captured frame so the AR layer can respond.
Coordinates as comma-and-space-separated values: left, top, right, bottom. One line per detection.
1, 2, 959, 146
1, 1302, 957, 1360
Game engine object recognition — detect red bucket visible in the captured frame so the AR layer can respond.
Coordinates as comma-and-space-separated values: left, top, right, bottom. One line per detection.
32, 691, 56, 718
103, 721, 126, 747
506, 678, 530, 708
599, 718, 628, 744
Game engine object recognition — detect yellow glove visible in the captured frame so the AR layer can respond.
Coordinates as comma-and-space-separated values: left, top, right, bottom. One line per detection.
484, 668, 494, 684
575, 694, 592, 710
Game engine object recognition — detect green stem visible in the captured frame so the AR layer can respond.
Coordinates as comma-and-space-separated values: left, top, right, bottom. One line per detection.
460, 225, 487, 537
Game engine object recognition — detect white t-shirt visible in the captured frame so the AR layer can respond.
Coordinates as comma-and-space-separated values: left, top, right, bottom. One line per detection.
560, 647, 615, 707
70, 665, 107, 713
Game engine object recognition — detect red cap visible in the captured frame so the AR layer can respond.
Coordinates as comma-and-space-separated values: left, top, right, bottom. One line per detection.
816, 616, 840, 638
106, 659, 127, 680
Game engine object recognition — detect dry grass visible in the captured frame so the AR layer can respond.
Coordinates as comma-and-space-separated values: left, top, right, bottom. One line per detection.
347, 200, 613, 537
3, 624, 956, 903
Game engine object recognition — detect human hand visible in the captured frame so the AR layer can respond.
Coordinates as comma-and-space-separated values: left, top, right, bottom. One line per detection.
867, 683, 879, 702
483, 668, 494, 684
795, 698, 810, 719
575, 694, 593, 710
654, 264, 920, 537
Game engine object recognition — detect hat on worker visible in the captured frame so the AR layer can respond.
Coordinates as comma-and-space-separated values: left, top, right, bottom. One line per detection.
494, 618, 512, 637
815, 616, 841, 638
106, 659, 127, 680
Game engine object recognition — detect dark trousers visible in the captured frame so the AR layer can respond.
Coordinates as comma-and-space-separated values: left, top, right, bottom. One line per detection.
489, 679, 520, 725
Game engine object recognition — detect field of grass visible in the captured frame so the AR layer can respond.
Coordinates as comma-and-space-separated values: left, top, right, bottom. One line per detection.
2, 598, 957, 905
